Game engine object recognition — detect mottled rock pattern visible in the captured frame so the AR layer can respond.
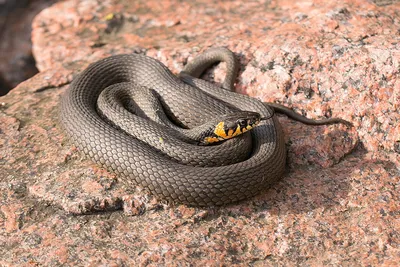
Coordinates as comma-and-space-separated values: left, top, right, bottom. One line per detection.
0, 0, 399, 265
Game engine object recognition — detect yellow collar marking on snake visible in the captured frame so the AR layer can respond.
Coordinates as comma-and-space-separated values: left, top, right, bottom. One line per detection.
214, 122, 228, 139
232, 125, 242, 137
214, 121, 248, 140
204, 136, 220, 144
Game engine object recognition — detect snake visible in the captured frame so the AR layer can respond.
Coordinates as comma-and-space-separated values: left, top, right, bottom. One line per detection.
60, 47, 349, 206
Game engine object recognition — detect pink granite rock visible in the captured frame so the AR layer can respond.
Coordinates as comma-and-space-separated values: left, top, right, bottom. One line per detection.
0, 0, 399, 265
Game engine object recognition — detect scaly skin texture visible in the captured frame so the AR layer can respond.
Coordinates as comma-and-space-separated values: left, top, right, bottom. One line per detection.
60, 48, 285, 206
96, 82, 258, 167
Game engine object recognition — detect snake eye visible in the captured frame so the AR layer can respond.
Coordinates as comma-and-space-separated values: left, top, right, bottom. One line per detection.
237, 119, 247, 127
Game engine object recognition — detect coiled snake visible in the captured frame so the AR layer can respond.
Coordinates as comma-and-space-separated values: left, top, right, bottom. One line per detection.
60, 47, 348, 206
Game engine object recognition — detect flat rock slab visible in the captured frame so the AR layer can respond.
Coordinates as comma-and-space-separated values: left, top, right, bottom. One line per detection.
0, 0, 399, 265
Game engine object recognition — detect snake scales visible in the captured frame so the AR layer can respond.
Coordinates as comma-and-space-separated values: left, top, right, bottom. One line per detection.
60, 47, 346, 206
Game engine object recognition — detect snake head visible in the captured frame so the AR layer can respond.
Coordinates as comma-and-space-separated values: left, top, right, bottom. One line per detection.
201, 111, 263, 145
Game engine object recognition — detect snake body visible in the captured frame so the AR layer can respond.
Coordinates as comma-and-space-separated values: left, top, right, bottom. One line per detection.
60, 48, 286, 206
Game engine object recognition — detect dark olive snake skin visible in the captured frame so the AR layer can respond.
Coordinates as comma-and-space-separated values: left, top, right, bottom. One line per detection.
60, 47, 344, 206
96, 82, 256, 167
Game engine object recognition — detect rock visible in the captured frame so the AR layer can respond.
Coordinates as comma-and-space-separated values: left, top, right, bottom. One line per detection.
0, 0, 398, 265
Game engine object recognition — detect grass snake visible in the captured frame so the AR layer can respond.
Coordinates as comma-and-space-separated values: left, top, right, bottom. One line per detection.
60, 47, 348, 206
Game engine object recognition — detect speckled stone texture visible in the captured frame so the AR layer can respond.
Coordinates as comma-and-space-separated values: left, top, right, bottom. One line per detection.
0, 0, 399, 265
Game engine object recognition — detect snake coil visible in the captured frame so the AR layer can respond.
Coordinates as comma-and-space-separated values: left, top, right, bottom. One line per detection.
60, 47, 285, 206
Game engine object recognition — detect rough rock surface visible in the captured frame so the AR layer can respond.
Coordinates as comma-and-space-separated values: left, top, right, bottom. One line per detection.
0, 0, 399, 265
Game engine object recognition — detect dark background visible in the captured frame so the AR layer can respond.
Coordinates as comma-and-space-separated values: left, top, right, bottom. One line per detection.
0, 0, 58, 96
